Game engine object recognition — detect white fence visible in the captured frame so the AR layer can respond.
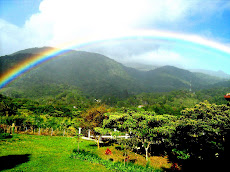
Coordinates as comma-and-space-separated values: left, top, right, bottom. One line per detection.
79, 127, 130, 141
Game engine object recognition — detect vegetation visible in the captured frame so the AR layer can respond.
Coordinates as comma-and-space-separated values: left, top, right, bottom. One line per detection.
0, 134, 108, 171
1, 86, 229, 171
1, 48, 229, 99
98, 102, 230, 162
1, 48, 230, 171
71, 149, 161, 172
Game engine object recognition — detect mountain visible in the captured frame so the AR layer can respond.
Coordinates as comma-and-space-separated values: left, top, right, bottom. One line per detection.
125, 65, 225, 92
0, 47, 228, 100
189, 69, 230, 79
1, 47, 143, 99
122, 62, 159, 71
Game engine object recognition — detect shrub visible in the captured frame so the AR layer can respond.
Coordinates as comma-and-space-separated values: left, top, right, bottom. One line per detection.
0, 133, 12, 139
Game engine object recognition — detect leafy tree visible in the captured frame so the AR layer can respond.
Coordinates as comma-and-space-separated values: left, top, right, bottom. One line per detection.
171, 101, 230, 161
102, 111, 177, 161
60, 118, 72, 136
81, 105, 108, 149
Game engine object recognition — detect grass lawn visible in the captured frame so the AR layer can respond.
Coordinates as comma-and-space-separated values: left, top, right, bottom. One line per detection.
0, 134, 108, 171
0, 134, 172, 171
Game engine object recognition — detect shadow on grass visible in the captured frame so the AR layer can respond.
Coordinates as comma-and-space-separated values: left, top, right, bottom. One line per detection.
87, 140, 115, 148
162, 160, 227, 172
181, 160, 227, 172
0, 154, 31, 171
88, 144, 97, 147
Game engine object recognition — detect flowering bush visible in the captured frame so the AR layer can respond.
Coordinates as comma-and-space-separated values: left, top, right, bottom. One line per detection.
71, 149, 160, 172
105, 148, 112, 155
171, 163, 180, 171
125, 156, 129, 162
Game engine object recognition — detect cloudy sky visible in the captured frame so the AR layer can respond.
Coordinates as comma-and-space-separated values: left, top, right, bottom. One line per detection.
0, 0, 230, 73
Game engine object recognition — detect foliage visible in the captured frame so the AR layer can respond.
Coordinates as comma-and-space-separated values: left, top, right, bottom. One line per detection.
81, 105, 109, 149
71, 149, 161, 172
81, 105, 108, 129
0, 127, 12, 139
0, 93, 87, 136
101, 101, 229, 163
102, 111, 178, 161
1, 49, 228, 100
172, 149, 190, 160
1, 88, 230, 166
171, 101, 230, 161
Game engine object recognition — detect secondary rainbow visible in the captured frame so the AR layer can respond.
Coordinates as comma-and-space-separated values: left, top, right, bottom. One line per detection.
1, 29, 230, 89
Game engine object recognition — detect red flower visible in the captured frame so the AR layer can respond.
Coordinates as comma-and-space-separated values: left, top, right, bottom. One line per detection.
125, 156, 130, 162
105, 148, 112, 155
171, 163, 179, 171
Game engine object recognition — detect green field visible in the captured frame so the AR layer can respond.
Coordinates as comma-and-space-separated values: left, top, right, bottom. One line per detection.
0, 134, 171, 171
0, 134, 108, 172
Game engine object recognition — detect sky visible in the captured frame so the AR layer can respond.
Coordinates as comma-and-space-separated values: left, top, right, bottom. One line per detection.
0, 0, 230, 74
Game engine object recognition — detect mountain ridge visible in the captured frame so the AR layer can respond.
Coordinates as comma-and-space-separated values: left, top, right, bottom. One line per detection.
189, 69, 230, 79
0, 47, 228, 99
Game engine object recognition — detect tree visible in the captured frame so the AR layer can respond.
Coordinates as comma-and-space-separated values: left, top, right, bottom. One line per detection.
171, 101, 230, 161
81, 105, 108, 149
102, 111, 178, 161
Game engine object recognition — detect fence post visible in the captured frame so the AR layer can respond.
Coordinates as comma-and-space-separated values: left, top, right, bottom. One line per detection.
79, 127, 82, 135
88, 129, 91, 138
51, 128, 53, 136
12, 123, 15, 134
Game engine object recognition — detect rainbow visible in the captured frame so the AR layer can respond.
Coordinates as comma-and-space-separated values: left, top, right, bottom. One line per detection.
1, 29, 230, 89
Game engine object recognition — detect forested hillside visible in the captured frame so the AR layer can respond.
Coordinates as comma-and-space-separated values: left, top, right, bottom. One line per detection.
0, 47, 228, 100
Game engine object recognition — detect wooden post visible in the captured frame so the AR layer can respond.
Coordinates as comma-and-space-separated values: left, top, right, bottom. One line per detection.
51, 128, 53, 136
7, 125, 10, 133
88, 129, 91, 138
12, 123, 15, 134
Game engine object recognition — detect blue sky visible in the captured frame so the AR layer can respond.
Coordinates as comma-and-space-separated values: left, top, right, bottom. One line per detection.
0, 0, 230, 74
0, 0, 42, 26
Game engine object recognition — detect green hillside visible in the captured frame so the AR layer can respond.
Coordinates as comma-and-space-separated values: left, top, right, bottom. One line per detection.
0, 47, 228, 100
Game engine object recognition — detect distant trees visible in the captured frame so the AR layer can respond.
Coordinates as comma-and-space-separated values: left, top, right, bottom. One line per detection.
0, 94, 87, 136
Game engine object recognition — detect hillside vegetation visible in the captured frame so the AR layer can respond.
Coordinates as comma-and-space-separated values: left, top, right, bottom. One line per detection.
1, 47, 228, 99
1, 47, 230, 171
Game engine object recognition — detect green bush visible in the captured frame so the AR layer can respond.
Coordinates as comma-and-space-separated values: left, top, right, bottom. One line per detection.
0, 133, 12, 139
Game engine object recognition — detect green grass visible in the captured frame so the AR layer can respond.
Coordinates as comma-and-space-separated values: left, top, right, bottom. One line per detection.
0, 134, 108, 172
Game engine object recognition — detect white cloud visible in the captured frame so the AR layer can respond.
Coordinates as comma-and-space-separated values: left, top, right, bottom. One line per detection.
122, 49, 189, 67
0, 19, 22, 55
0, 0, 229, 56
